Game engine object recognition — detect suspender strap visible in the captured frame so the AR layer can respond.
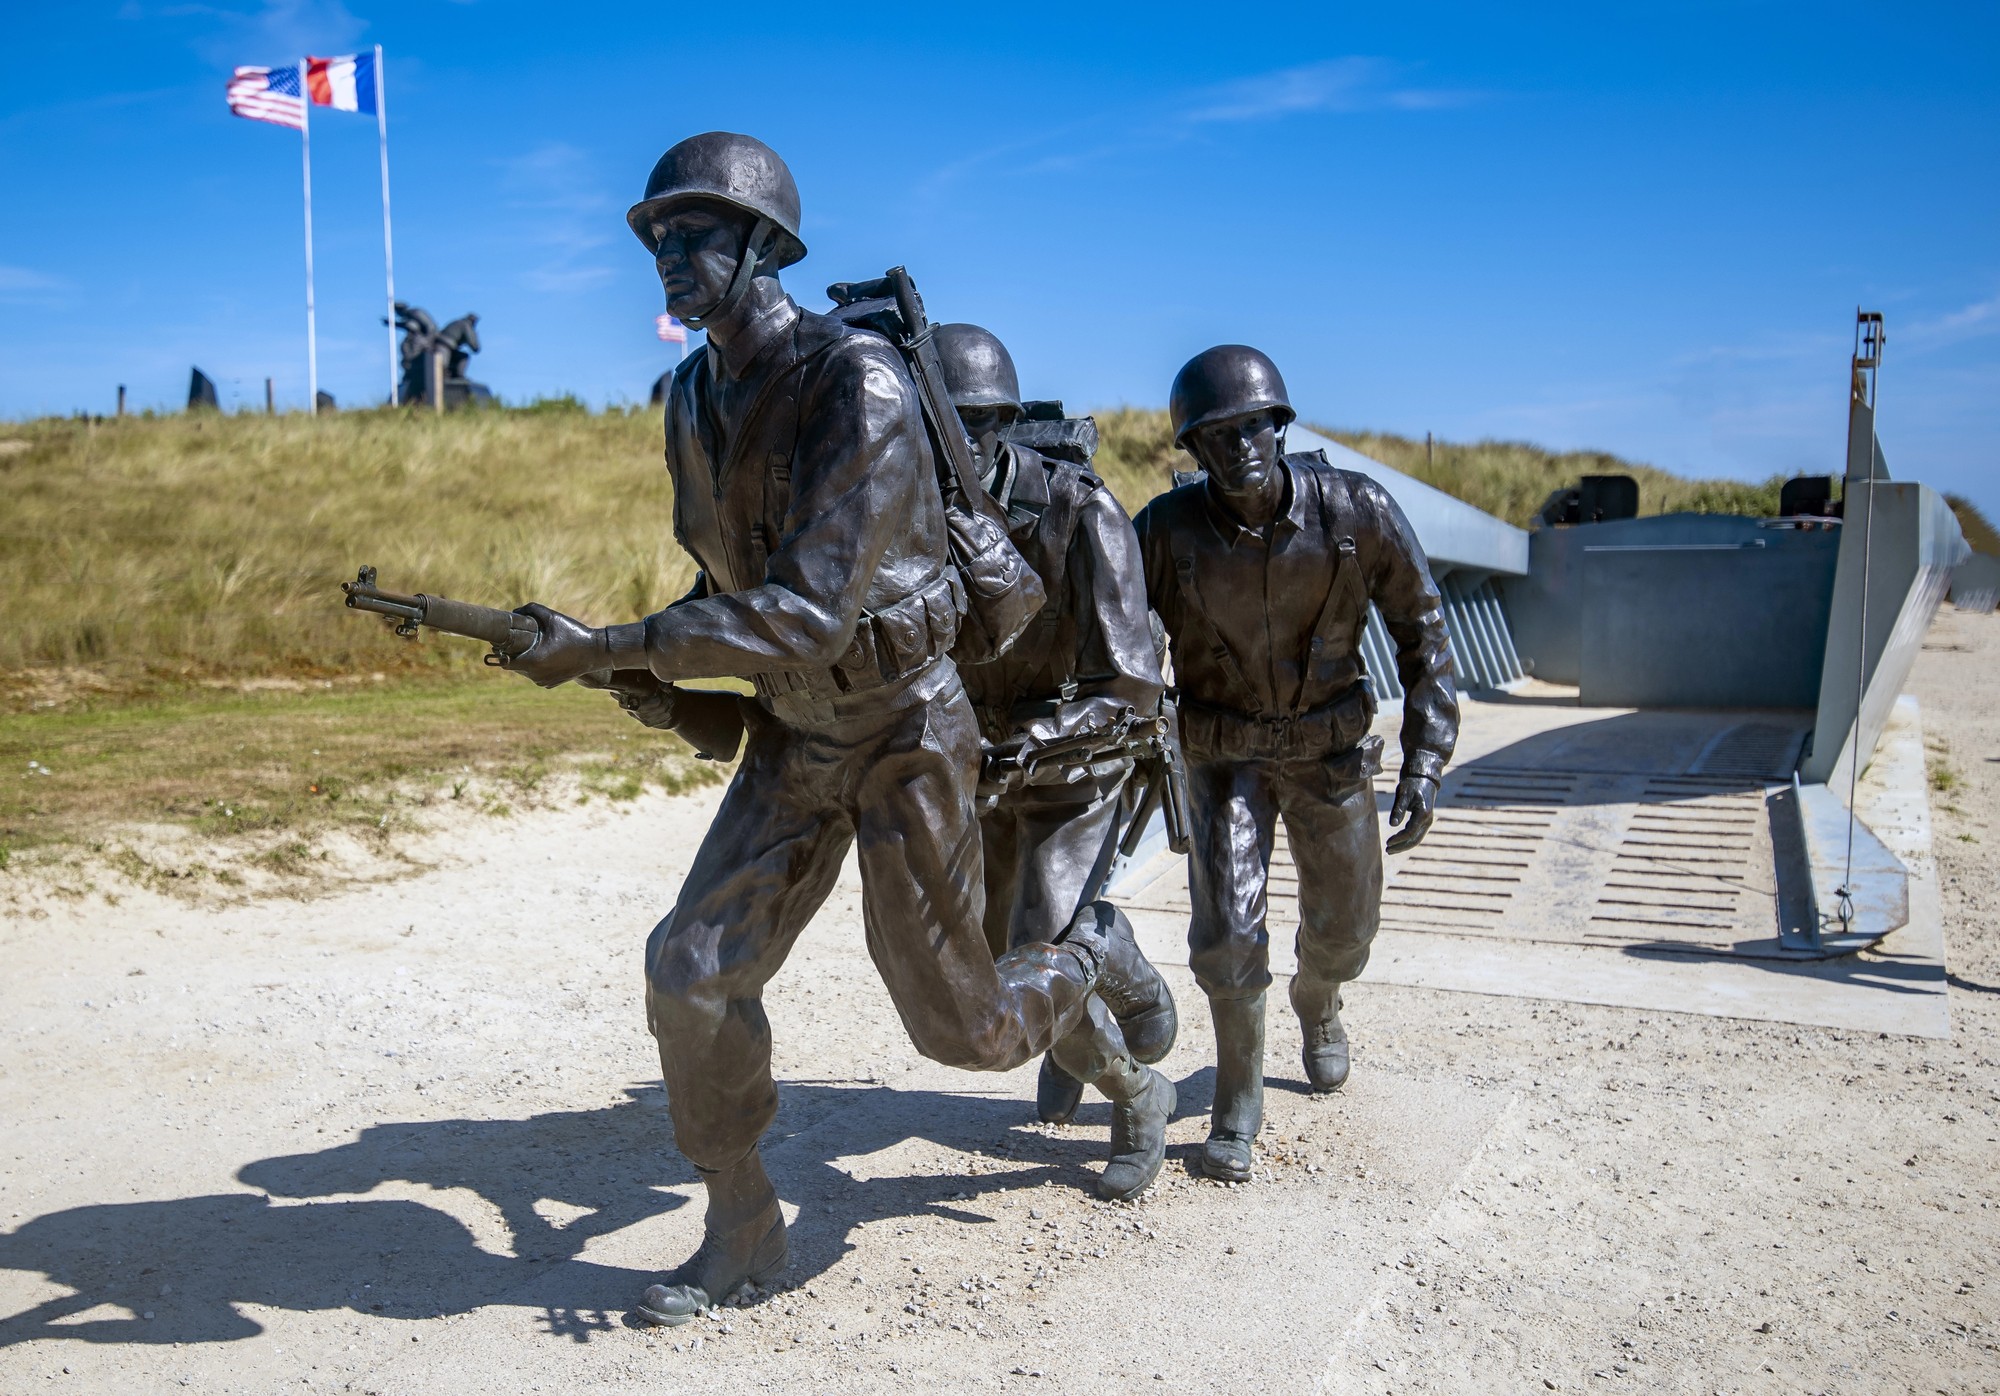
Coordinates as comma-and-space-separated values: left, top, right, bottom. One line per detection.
1033, 460, 1091, 695
1300, 461, 1369, 705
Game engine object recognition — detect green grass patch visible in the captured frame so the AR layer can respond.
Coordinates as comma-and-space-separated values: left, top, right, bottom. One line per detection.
0, 671, 716, 856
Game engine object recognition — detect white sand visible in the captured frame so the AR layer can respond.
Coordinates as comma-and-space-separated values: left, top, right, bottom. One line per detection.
1, 609, 1995, 1394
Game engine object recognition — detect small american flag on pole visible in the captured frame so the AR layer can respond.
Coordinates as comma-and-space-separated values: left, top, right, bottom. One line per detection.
656, 313, 688, 344
226, 64, 307, 129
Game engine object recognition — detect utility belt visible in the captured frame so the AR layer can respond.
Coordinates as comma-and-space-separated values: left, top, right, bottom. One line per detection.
754, 571, 964, 718
1178, 682, 1377, 762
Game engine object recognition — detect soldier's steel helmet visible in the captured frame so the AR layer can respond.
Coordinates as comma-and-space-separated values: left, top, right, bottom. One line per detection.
626, 132, 807, 269
935, 324, 1023, 414
1168, 344, 1295, 447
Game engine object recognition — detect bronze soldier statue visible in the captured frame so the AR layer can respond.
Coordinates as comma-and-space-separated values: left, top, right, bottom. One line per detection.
1134, 346, 1457, 1183
936, 324, 1178, 1195
495, 133, 1170, 1321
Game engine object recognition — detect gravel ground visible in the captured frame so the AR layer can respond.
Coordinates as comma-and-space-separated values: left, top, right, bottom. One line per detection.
0, 609, 1994, 1395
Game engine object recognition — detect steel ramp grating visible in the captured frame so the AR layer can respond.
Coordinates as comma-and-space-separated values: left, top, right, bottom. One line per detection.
1119, 714, 1815, 961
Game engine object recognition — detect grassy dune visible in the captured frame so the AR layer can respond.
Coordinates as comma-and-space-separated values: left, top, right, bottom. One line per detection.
1, 404, 690, 687
0, 406, 712, 868
1315, 427, 1788, 527
1088, 409, 1788, 528
0, 404, 1832, 868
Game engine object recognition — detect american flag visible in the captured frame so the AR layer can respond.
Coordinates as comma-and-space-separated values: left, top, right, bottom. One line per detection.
656, 313, 688, 344
226, 64, 306, 130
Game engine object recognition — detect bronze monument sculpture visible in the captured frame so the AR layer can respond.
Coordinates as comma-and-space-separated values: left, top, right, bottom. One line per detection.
1134, 345, 1458, 1183
392, 302, 493, 409
426, 132, 1174, 1323
336, 133, 1464, 1328
932, 322, 1179, 1185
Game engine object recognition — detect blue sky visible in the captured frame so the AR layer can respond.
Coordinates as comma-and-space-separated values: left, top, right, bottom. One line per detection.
4, 2, 1996, 515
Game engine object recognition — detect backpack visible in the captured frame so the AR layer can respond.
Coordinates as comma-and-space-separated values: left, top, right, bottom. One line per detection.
826, 268, 1045, 665
1000, 400, 1099, 467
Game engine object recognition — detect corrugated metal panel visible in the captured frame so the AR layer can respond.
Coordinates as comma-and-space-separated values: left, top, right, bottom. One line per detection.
1435, 571, 1525, 691
1360, 605, 1404, 702
1358, 572, 1523, 699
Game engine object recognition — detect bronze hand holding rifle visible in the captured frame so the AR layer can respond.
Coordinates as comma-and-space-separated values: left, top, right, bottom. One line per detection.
339, 569, 744, 761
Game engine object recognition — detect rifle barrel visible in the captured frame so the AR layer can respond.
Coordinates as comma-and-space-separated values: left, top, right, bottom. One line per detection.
341, 569, 540, 656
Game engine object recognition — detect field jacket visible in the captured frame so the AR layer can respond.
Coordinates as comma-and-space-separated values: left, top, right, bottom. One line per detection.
1134, 451, 1458, 783
640, 295, 960, 722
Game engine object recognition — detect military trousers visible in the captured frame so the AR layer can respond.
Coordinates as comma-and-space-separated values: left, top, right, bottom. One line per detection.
1184, 749, 1382, 1006
644, 662, 1099, 1173
979, 774, 1126, 958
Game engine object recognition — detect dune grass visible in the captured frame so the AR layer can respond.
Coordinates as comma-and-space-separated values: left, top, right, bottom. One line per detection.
0, 407, 715, 874
1314, 428, 1788, 528
0, 404, 1813, 868
0, 406, 690, 688
1090, 409, 1789, 528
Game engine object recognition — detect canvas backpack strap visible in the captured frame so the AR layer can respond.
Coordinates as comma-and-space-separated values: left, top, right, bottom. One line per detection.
1031, 458, 1094, 694
1300, 458, 1370, 704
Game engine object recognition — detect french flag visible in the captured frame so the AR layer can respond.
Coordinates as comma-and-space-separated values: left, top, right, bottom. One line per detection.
305, 52, 378, 115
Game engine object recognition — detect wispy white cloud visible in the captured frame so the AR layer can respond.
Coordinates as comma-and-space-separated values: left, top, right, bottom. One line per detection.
916, 56, 1479, 204
1670, 328, 1847, 368
0, 265, 70, 303
1184, 58, 1478, 126
142, 0, 368, 65
1900, 290, 2000, 352
521, 266, 617, 294
498, 142, 623, 296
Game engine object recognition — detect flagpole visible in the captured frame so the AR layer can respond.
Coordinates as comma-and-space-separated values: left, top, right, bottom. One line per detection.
299, 60, 319, 416
375, 44, 398, 406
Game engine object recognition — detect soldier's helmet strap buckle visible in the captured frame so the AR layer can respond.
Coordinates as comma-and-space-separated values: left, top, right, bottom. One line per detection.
682, 215, 776, 331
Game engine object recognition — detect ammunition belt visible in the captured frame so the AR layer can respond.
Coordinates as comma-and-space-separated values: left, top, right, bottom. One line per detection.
1178, 682, 1375, 761
754, 571, 964, 711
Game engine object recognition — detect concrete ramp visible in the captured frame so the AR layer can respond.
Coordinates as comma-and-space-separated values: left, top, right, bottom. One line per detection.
1120, 695, 1948, 1038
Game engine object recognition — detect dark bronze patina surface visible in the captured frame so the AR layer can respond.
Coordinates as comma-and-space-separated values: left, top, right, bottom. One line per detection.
491, 134, 1170, 1319
1138, 344, 1460, 1181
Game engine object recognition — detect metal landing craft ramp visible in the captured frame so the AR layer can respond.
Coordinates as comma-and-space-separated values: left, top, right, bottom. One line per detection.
1116, 693, 1949, 1038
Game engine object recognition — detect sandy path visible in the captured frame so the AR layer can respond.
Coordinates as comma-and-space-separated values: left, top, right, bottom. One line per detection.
2, 610, 1996, 1394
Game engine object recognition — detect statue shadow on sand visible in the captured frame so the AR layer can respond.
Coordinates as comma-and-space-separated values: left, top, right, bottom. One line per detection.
0, 1078, 1141, 1350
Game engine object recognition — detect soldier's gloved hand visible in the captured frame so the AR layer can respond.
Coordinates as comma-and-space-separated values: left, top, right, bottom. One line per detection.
501, 603, 611, 688
578, 669, 679, 729
617, 685, 680, 731
1386, 774, 1438, 853
979, 738, 1030, 801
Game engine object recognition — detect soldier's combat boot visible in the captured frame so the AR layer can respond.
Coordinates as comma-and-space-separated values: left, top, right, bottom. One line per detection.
1037, 1053, 1085, 1126
635, 1150, 787, 1326
1291, 977, 1350, 1092
1201, 993, 1265, 1183
1095, 1058, 1177, 1201
1069, 902, 1178, 1064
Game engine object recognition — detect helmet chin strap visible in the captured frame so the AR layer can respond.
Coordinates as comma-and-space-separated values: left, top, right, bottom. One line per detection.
682, 216, 774, 332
